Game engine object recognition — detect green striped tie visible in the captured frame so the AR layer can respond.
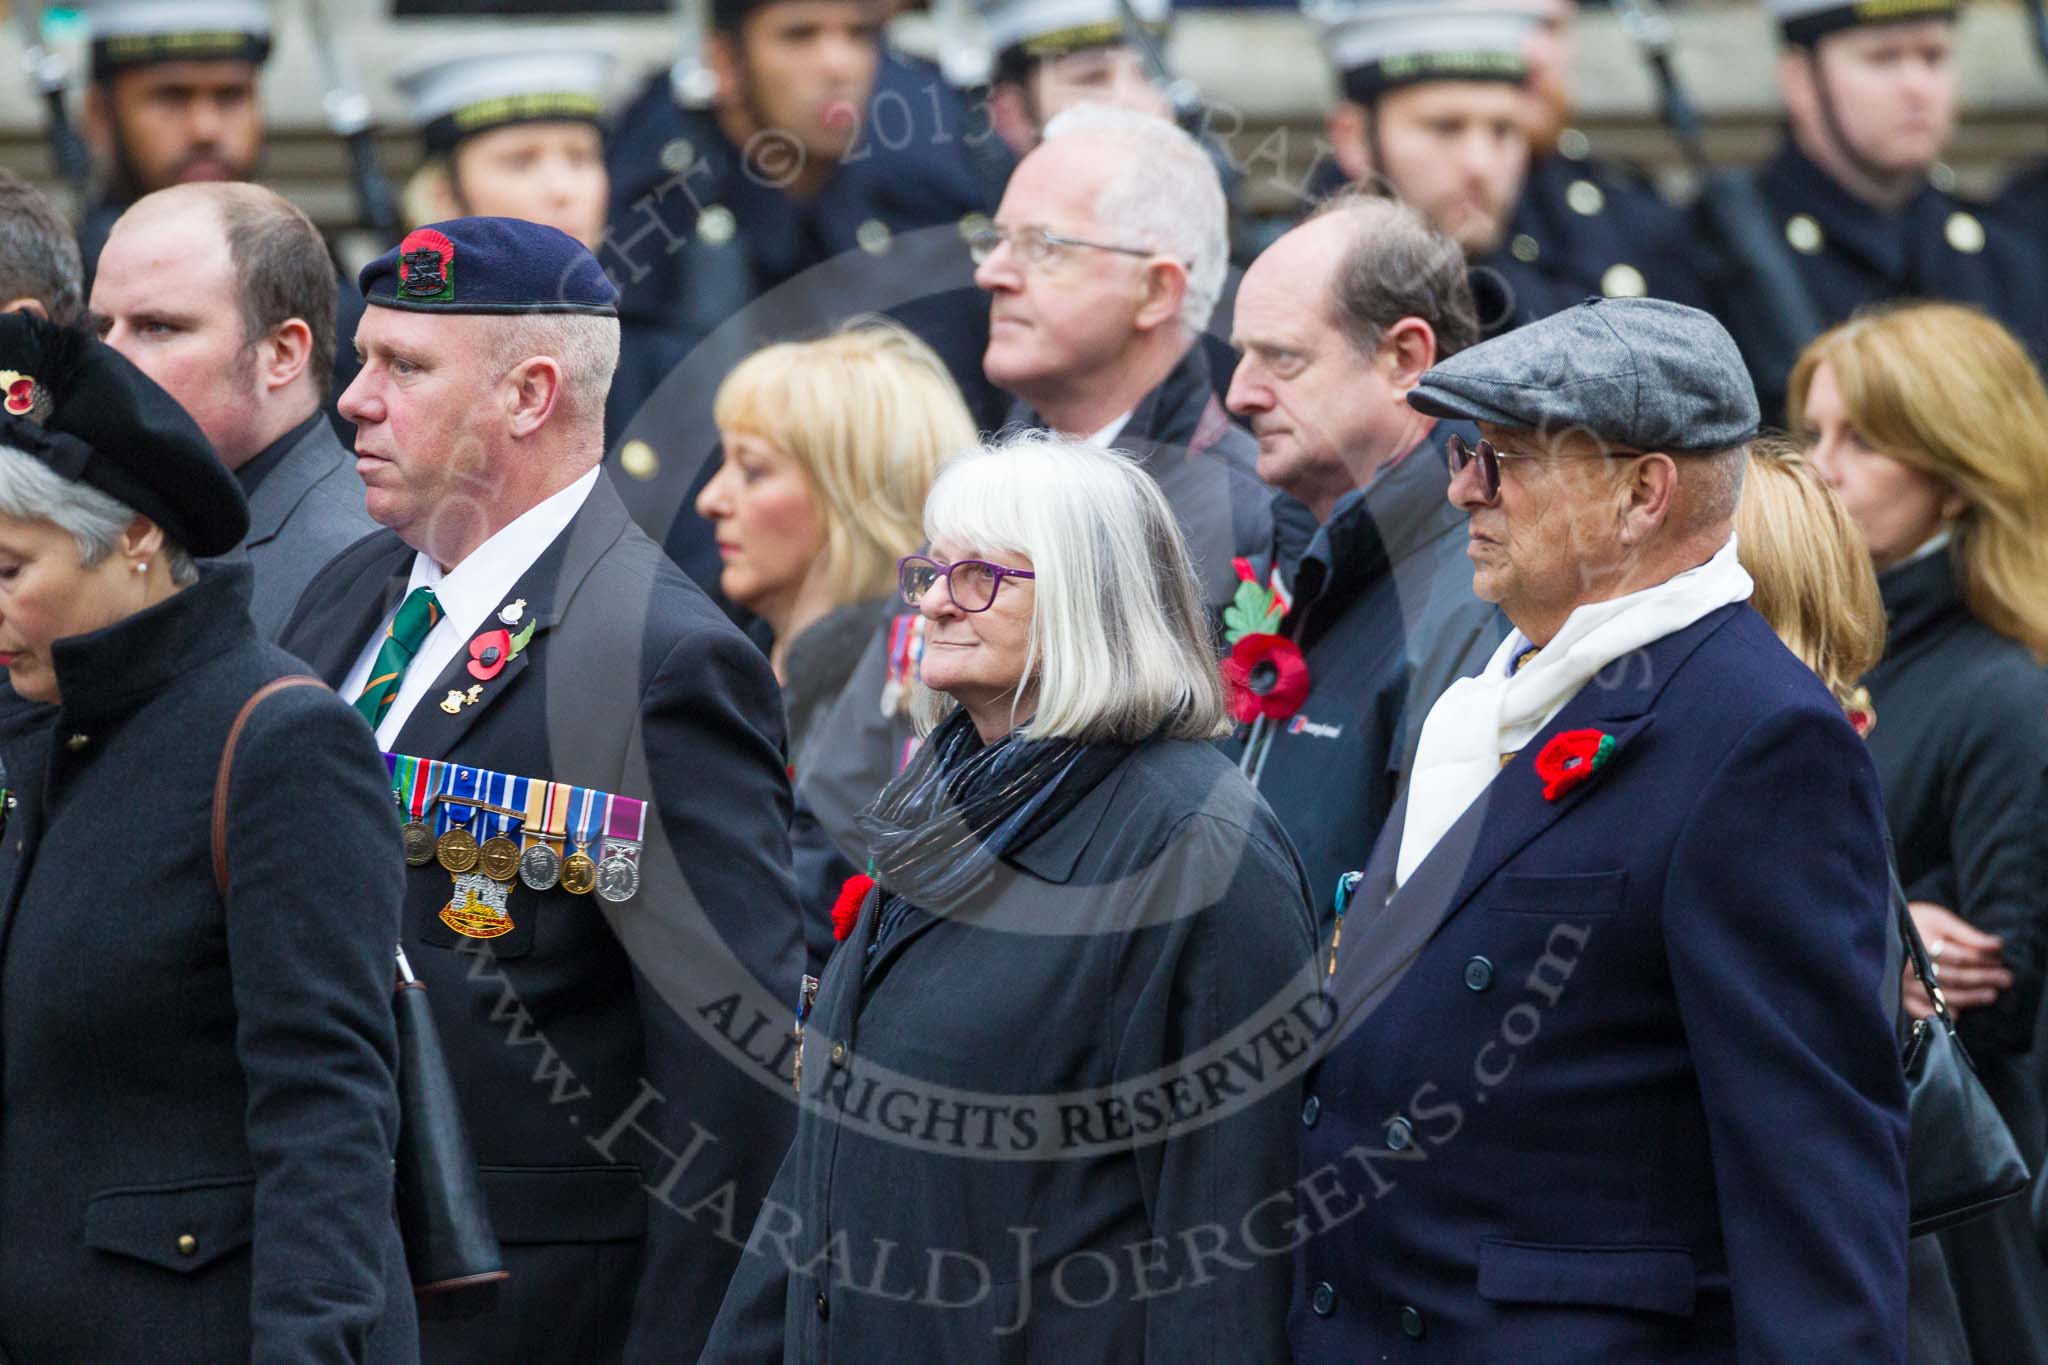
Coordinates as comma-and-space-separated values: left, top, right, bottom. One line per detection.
353, 586, 442, 727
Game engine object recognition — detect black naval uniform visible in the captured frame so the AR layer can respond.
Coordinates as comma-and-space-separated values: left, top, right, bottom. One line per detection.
280, 478, 807, 1365
600, 60, 999, 593
1683, 142, 2048, 422
1487, 141, 1691, 325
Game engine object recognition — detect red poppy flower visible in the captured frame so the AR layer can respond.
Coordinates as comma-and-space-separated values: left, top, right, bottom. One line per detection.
467, 628, 512, 681
1534, 728, 1617, 802
832, 873, 875, 942
1222, 633, 1311, 724
4, 378, 34, 415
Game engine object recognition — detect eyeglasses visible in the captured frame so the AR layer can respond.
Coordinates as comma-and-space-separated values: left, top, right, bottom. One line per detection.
1446, 433, 1642, 503
966, 223, 1158, 269
898, 554, 1035, 614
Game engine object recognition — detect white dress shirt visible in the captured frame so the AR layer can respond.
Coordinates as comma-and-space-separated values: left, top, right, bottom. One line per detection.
339, 468, 600, 750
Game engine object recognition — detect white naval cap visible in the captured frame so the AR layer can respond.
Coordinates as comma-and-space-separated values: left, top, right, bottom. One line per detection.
975, 0, 1170, 64
79, 0, 272, 78
1307, 0, 1536, 101
393, 31, 617, 154
1765, 0, 1960, 45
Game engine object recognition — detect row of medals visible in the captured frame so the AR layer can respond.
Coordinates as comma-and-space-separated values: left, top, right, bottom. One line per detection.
400, 817, 638, 903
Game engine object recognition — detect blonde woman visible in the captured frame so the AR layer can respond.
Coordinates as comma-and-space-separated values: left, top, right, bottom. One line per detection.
1735, 437, 1973, 1365
696, 320, 977, 757
1789, 302, 2048, 1363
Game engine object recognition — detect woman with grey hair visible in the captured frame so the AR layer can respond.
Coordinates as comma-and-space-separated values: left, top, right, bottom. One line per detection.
703, 432, 1317, 1364
0, 316, 415, 1362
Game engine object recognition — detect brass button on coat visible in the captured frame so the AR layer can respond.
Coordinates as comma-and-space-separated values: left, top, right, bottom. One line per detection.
176, 1233, 198, 1256
829, 1041, 847, 1067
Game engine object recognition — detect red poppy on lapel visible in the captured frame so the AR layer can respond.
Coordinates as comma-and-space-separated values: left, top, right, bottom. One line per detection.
467, 628, 512, 681
1222, 633, 1311, 724
1535, 728, 1617, 801
832, 873, 875, 942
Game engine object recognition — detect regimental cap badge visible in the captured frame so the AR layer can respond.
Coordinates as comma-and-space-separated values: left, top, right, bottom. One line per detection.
398, 228, 457, 303
0, 369, 51, 424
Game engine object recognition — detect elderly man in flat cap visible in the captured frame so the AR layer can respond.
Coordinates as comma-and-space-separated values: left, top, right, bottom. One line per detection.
279, 218, 805, 1365
1290, 297, 1907, 1361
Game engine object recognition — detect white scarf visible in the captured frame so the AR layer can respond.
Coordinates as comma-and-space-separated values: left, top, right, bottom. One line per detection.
1395, 536, 1754, 886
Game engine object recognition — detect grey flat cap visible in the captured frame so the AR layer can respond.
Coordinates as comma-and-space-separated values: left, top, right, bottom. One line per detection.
1406, 297, 1761, 453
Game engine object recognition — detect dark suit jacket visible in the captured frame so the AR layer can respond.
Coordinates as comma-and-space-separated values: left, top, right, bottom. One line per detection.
1291, 604, 1909, 1363
0, 563, 414, 1364
242, 412, 379, 640
702, 736, 1319, 1363
280, 476, 806, 1365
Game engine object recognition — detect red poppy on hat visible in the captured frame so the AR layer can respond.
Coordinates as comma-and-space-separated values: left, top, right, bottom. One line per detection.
1222, 633, 1311, 725
1534, 728, 1617, 802
832, 873, 875, 942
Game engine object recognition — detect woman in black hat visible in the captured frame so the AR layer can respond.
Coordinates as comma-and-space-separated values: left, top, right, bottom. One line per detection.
0, 316, 416, 1363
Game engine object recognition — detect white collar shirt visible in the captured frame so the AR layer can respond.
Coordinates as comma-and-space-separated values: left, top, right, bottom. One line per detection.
340, 467, 600, 750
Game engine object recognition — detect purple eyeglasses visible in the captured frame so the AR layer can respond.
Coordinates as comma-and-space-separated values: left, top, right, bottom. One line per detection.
898, 554, 1035, 614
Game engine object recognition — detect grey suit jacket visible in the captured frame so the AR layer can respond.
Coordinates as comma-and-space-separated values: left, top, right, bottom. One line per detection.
242, 415, 378, 639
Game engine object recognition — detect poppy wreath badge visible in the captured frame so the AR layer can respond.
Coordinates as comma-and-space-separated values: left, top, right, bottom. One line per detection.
1220, 557, 1309, 725
397, 227, 456, 303
1534, 728, 1617, 802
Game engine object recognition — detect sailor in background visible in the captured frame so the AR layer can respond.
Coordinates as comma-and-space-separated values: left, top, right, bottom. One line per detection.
601, 0, 1001, 596
1680, 0, 2048, 421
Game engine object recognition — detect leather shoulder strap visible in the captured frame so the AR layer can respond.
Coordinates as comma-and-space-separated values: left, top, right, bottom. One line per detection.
212, 675, 329, 900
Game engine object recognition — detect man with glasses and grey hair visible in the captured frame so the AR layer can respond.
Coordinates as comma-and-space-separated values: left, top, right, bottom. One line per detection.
1292, 297, 1906, 1361
971, 101, 1269, 610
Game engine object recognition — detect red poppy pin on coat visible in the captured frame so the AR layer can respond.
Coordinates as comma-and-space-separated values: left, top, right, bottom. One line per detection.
466, 616, 536, 683
1534, 728, 1616, 801
832, 873, 875, 942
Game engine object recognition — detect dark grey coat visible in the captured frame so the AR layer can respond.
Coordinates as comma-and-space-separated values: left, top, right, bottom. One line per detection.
702, 736, 1320, 1364
240, 413, 379, 640
0, 563, 415, 1364
281, 476, 807, 1365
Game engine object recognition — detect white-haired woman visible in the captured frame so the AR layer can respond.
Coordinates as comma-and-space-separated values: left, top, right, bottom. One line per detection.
0, 316, 414, 1362
702, 433, 1318, 1364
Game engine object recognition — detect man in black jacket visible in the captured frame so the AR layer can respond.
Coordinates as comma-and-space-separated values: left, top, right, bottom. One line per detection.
280, 217, 805, 1365
1222, 192, 1501, 914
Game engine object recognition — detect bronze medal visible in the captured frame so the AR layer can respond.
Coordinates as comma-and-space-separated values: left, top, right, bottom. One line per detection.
477, 835, 521, 883
561, 849, 598, 896
402, 820, 436, 866
436, 827, 479, 874
519, 841, 562, 891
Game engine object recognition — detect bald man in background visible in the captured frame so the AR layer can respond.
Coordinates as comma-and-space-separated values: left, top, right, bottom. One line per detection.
91, 183, 375, 637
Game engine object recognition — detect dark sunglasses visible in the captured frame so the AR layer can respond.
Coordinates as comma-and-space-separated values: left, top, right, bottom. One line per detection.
898, 554, 1036, 614
1446, 433, 1642, 502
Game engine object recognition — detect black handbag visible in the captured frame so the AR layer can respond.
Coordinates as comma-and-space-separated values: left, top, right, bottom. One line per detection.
1894, 877, 2032, 1236
214, 678, 508, 1295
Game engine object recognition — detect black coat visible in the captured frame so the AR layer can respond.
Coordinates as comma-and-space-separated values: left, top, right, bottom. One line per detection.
0, 563, 415, 1364
1865, 548, 2048, 1364
1222, 427, 1503, 913
279, 477, 807, 1365
701, 736, 1320, 1363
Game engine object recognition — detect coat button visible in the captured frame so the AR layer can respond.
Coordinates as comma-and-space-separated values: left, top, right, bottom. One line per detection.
1401, 1305, 1425, 1338
176, 1233, 198, 1256
815, 1292, 829, 1319
1463, 956, 1494, 992
1385, 1116, 1413, 1151
828, 1041, 847, 1067
64, 732, 87, 751
1310, 1281, 1336, 1317
1301, 1094, 1321, 1128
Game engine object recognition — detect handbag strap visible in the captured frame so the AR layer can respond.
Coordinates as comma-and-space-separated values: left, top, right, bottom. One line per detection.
1891, 861, 1956, 1028
211, 676, 328, 900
